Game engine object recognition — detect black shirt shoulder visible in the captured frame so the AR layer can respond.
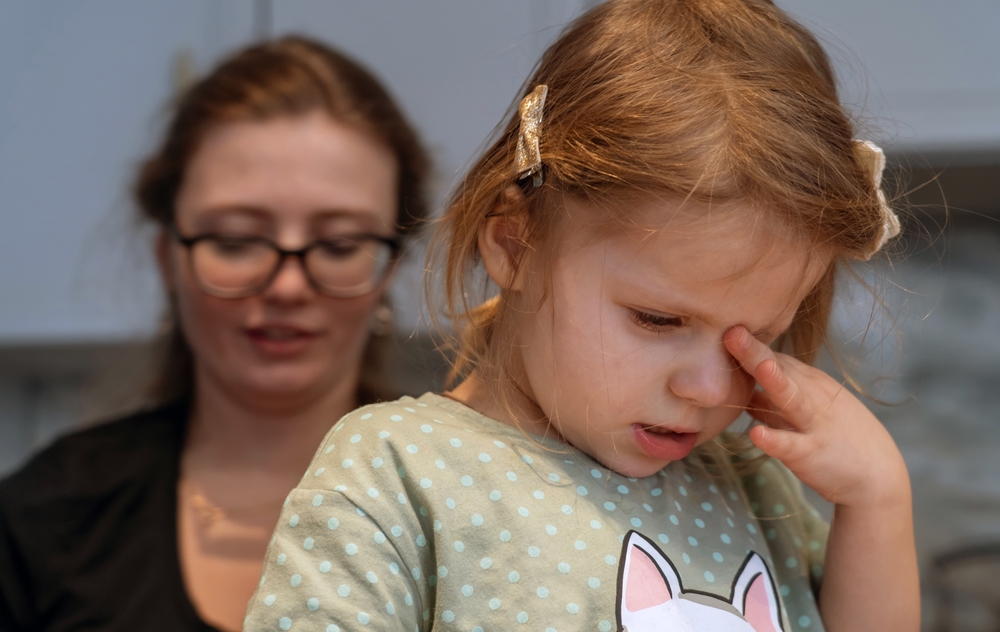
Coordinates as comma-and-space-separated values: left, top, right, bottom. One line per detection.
0, 401, 214, 632
1, 402, 187, 509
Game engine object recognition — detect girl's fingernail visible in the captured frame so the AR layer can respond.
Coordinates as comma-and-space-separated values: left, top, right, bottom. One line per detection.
752, 426, 768, 446
738, 329, 750, 348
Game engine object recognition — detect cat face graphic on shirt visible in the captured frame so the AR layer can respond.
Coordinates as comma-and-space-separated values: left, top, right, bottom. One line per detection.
616, 531, 785, 631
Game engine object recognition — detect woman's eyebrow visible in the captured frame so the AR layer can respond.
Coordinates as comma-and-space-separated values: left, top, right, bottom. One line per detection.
311, 208, 385, 220
195, 204, 272, 220
312, 210, 393, 233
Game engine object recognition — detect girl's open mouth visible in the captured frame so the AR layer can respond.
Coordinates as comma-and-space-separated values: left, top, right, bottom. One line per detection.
632, 424, 699, 461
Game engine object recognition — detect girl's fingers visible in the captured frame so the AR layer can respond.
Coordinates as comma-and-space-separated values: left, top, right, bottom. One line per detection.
723, 326, 773, 377
749, 424, 805, 463
724, 326, 812, 430
745, 391, 795, 430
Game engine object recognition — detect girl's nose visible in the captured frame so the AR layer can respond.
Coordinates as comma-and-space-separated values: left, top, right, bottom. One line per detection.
666, 339, 736, 409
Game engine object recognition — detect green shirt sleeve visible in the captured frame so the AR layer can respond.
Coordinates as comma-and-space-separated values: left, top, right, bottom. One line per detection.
741, 457, 830, 595
244, 411, 437, 632
244, 489, 428, 632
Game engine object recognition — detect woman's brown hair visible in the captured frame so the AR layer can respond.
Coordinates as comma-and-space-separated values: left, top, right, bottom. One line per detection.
431, 0, 892, 430
136, 35, 430, 406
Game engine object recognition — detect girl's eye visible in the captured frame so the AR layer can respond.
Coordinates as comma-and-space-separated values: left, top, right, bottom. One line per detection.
629, 309, 683, 332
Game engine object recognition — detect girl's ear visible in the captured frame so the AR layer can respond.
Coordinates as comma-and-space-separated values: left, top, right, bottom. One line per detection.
155, 228, 176, 292
478, 185, 530, 292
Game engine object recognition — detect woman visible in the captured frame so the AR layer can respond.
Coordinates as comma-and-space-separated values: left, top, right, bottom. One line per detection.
0, 36, 429, 631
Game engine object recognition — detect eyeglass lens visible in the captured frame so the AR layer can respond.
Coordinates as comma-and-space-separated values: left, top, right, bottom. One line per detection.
189, 236, 393, 297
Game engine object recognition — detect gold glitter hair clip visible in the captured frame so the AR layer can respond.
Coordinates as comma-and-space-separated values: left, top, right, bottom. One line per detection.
515, 84, 549, 188
854, 140, 901, 260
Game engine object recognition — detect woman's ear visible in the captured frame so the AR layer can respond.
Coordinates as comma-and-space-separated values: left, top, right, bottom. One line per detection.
478, 186, 529, 291
155, 228, 176, 292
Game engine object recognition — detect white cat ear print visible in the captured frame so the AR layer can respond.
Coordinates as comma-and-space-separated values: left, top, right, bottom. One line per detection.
616, 531, 784, 632
730, 550, 784, 632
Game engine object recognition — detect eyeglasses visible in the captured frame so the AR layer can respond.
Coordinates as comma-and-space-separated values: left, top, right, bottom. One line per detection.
171, 228, 400, 299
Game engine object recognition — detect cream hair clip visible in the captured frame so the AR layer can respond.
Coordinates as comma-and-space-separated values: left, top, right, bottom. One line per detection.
515, 84, 549, 188
855, 140, 901, 259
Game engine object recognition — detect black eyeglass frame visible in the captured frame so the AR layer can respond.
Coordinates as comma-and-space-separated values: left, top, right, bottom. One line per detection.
170, 226, 402, 299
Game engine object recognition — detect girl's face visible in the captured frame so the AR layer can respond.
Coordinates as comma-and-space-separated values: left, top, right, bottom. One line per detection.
513, 198, 829, 478
162, 112, 398, 410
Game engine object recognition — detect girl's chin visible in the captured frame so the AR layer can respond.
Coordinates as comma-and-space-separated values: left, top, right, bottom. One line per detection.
601, 457, 672, 480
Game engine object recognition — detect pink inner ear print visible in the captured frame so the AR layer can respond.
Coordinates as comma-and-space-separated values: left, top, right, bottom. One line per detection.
625, 546, 673, 612
744, 574, 780, 632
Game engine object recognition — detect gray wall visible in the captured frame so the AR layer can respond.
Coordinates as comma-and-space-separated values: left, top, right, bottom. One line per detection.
1, 1, 998, 342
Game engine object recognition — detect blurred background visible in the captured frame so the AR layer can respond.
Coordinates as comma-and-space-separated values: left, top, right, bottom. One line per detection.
0, 2, 997, 628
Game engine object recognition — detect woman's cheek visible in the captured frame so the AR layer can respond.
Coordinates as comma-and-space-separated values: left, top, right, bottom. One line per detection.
180, 292, 247, 364
323, 299, 376, 355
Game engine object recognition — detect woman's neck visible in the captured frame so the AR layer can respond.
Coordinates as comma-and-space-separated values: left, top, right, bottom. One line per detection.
182, 366, 357, 501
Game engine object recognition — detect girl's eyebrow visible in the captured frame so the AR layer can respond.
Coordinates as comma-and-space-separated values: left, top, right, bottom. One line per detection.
642, 301, 781, 342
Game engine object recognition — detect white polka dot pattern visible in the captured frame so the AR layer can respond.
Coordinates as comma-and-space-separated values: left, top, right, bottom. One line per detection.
243, 394, 827, 631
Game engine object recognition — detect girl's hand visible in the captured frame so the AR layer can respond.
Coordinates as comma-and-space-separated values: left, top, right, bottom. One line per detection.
722, 326, 909, 509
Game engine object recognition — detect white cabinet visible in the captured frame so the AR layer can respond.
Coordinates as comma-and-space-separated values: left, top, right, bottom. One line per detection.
782, 0, 1000, 153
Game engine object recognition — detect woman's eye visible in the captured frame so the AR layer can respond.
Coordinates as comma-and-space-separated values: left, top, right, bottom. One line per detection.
213, 237, 258, 252
629, 309, 683, 332
317, 238, 360, 258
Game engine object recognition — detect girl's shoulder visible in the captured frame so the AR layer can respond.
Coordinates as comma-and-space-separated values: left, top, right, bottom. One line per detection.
310, 393, 526, 474
328, 392, 483, 439
322, 392, 561, 455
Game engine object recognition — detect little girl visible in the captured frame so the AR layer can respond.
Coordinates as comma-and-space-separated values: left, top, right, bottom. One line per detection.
244, 1, 918, 630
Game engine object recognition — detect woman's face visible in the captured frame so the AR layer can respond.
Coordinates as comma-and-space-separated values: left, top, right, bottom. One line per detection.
163, 111, 398, 409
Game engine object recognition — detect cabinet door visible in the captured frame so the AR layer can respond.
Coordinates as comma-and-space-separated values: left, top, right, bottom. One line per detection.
782, 0, 1000, 153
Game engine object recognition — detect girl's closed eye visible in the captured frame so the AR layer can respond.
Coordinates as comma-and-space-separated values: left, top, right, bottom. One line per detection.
627, 308, 683, 333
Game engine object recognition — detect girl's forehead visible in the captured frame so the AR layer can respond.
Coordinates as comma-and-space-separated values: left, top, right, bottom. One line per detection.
558, 194, 813, 267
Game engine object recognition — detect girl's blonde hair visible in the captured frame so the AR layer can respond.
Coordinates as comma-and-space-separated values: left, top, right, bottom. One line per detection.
431, 0, 888, 406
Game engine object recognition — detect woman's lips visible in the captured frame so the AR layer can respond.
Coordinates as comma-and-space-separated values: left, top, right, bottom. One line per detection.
245, 326, 319, 356
632, 424, 698, 461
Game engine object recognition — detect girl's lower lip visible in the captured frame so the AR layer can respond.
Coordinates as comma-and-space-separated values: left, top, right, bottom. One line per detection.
632, 424, 698, 461
245, 331, 318, 356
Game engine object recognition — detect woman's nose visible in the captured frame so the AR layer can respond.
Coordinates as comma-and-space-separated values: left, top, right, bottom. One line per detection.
666, 339, 736, 409
262, 256, 315, 302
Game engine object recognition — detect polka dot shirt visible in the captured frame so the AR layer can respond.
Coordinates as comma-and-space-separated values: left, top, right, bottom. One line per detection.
244, 394, 827, 631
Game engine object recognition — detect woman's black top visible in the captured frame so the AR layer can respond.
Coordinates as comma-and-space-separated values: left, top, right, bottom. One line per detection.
0, 401, 218, 631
